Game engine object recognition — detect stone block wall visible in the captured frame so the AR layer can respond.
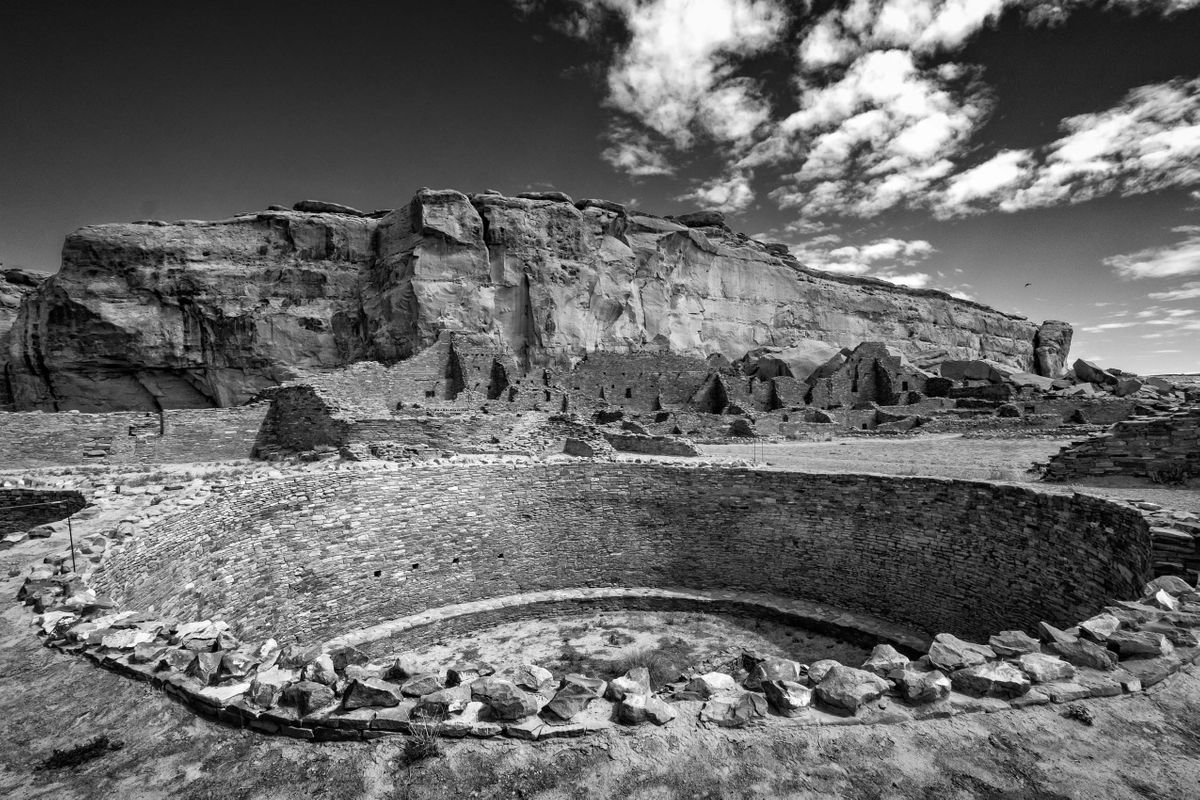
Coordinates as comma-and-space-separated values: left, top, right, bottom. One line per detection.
91, 465, 1151, 648
1043, 409, 1200, 482
0, 488, 86, 533
0, 405, 268, 468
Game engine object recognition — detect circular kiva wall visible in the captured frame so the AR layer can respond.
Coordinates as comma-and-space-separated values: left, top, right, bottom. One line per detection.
89, 465, 1153, 647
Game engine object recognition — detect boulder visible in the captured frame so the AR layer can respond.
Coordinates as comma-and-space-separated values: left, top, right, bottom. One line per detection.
513, 663, 555, 692
283, 680, 336, 716
541, 682, 598, 722
950, 662, 1031, 698
927, 634, 996, 672
605, 668, 651, 701
815, 665, 890, 712
761, 680, 813, 714
988, 630, 1041, 657
342, 678, 404, 710
1016, 653, 1076, 683
700, 692, 769, 727
247, 666, 295, 708
187, 651, 223, 685
744, 657, 805, 689
618, 694, 677, 726
303, 655, 338, 686
219, 650, 258, 680
99, 629, 155, 650
807, 659, 841, 684
1034, 321, 1073, 377
447, 661, 494, 687
1145, 575, 1194, 596
861, 644, 910, 677
1114, 377, 1143, 397
1073, 359, 1117, 386
891, 668, 951, 703
470, 677, 538, 721
685, 672, 738, 698
412, 686, 471, 719
383, 657, 424, 682
292, 199, 367, 216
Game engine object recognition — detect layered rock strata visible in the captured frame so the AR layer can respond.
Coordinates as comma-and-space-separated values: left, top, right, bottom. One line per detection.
3, 191, 1063, 411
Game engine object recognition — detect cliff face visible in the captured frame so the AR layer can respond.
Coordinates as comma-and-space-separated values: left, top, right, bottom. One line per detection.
2, 189, 1061, 411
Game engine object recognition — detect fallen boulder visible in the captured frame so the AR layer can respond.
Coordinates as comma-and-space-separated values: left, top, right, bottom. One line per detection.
815, 665, 890, 712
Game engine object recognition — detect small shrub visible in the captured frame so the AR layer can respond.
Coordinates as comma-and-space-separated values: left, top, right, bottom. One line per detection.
1148, 464, 1192, 486
617, 646, 683, 689
404, 720, 442, 763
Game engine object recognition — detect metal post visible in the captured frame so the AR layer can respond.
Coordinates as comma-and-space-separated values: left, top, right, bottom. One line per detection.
67, 513, 76, 574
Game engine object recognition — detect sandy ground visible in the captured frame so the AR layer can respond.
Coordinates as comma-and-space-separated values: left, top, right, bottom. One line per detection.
402, 610, 872, 680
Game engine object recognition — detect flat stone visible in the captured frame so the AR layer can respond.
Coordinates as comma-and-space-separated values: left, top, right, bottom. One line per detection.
401, 673, 446, 697
1106, 631, 1174, 658
1018, 653, 1076, 683
541, 682, 598, 722
951, 662, 1031, 699
99, 629, 155, 650
342, 677, 404, 710
1050, 639, 1117, 671
700, 692, 769, 728
1045, 682, 1091, 703
371, 702, 417, 732
1078, 614, 1122, 643
412, 686, 470, 719
988, 630, 1041, 657
928, 634, 995, 672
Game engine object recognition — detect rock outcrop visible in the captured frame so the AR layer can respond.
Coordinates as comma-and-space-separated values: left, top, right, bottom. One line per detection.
0, 267, 49, 408
2, 189, 1064, 411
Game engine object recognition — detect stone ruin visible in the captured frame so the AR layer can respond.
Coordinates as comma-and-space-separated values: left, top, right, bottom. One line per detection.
2, 192, 1199, 751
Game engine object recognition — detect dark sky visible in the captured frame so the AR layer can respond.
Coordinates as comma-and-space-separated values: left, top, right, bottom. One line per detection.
3, 1, 1199, 373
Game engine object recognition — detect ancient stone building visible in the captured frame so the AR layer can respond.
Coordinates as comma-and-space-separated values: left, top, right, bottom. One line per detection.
806, 343, 931, 409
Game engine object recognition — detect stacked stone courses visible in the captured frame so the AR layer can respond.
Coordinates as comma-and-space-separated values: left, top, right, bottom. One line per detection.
1044, 408, 1200, 481
91, 464, 1151, 646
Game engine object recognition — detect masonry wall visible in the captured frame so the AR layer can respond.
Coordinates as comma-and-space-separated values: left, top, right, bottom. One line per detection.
91, 465, 1152, 648
0, 405, 268, 468
0, 488, 86, 534
1044, 409, 1200, 482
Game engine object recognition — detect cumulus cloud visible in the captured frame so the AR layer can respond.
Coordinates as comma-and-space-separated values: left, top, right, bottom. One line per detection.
601, 128, 676, 176
1104, 225, 1200, 279
789, 235, 938, 287
677, 170, 755, 211
936, 77, 1200, 214
520, 0, 1200, 219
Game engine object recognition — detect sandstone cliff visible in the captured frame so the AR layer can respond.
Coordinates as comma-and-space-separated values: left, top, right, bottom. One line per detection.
2, 190, 1065, 411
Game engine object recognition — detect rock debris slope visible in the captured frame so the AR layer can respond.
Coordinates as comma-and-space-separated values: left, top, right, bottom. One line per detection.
1, 190, 1063, 411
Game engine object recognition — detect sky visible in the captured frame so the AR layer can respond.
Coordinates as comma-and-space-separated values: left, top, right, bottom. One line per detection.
2, 1, 1198, 375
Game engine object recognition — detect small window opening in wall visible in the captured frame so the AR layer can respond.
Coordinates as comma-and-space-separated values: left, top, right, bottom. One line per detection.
902, 381, 909, 391
411, 563, 419, 570
1026, 405, 1036, 413
861, 423, 868, 429
544, 390, 551, 401
497, 552, 504, 559
373, 570, 381, 577
424, 390, 435, 398
452, 557, 460, 564
624, 387, 632, 398
781, 414, 789, 422
851, 378, 859, 393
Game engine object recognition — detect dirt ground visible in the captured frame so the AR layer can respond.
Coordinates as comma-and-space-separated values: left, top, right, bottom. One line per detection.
402, 610, 872, 680
4, 433, 1200, 798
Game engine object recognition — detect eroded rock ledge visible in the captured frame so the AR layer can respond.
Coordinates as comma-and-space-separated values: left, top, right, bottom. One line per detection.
1, 190, 1061, 411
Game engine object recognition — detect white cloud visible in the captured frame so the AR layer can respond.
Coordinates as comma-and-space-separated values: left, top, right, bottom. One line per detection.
600, 0, 786, 153
1080, 321, 1140, 333
677, 170, 756, 211
1149, 281, 1200, 300
1104, 225, 1200, 279
788, 235, 938, 288
601, 128, 676, 176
